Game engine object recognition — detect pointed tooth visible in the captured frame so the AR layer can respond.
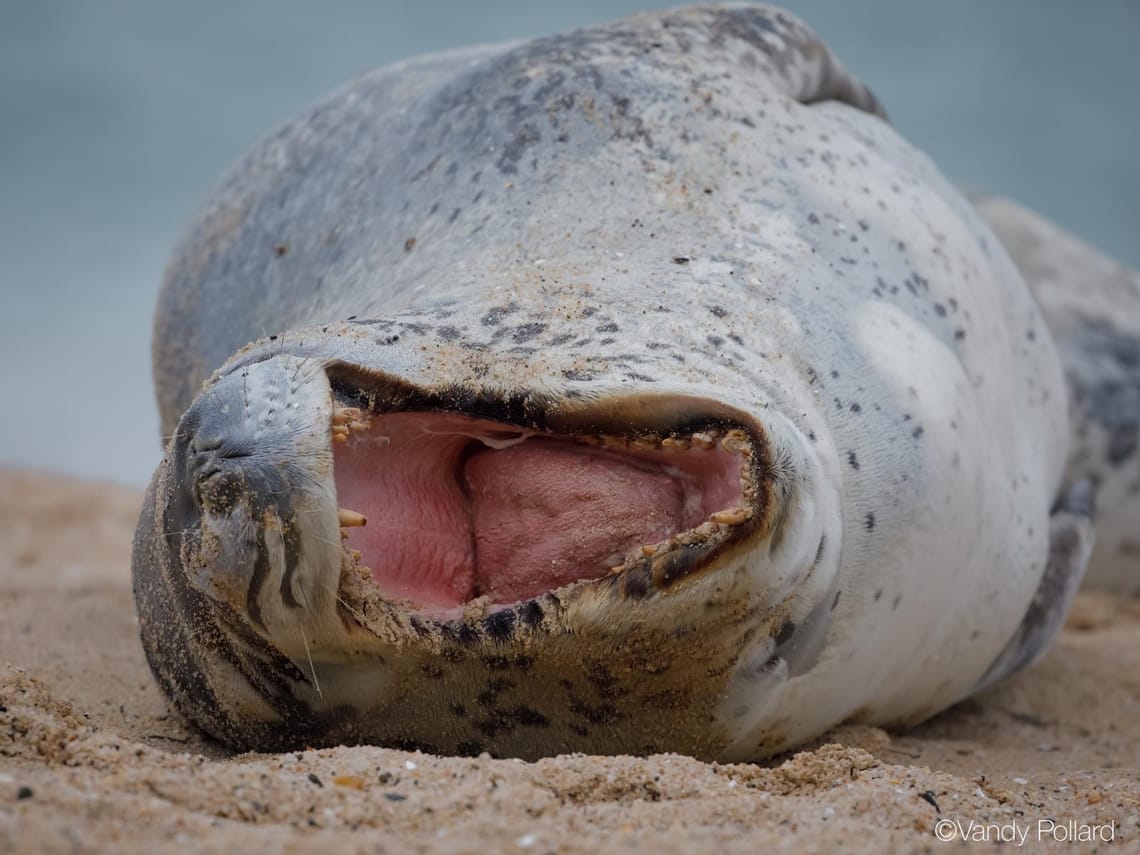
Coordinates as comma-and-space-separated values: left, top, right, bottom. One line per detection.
721, 430, 750, 454
661, 437, 690, 451
711, 507, 752, 526
339, 508, 367, 527
332, 425, 350, 443
691, 431, 716, 449
332, 406, 363, 427
640, 544, 659, 557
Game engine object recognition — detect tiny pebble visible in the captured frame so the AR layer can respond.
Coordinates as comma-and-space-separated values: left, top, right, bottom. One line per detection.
16, 786, 34, 800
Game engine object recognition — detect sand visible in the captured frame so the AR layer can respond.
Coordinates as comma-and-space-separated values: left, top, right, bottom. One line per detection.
1, 468, 1137, 853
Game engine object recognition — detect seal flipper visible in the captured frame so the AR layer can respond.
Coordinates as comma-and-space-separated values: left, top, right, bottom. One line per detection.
973, 480, 1096, 692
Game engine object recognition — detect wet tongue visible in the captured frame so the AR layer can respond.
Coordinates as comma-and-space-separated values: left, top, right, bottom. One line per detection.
464, 439, 687, 602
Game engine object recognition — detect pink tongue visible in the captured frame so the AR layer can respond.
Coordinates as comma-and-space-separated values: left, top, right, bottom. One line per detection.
464, 440, 687, 602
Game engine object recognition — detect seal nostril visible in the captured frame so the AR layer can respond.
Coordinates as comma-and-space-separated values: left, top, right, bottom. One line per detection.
190, 436, 224, 456
197, 465, 222, 485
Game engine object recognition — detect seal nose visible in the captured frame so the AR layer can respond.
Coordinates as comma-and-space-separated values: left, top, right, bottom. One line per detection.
172, 379, 269, 521
161, 354, 342, 623
171, 355, 337, 514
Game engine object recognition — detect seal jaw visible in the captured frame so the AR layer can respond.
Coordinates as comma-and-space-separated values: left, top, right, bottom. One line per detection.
321, 363, 776, 622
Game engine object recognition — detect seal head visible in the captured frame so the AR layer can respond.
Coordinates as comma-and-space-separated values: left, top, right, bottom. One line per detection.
136, 331, 839, 757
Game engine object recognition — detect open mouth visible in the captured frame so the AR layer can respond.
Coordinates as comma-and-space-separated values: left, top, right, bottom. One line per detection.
329, 391, 762, 613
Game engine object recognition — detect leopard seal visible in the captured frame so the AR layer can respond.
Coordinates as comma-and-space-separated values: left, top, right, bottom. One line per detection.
132, 3, 1137, 761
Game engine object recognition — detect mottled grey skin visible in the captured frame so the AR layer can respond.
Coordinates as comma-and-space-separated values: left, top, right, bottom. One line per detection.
972, 194, 1140, 595
132, 4, 1126, 761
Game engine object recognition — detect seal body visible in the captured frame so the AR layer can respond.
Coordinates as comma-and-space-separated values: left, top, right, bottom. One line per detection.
972, 195, 1140, 595
133, 4, 1109, 761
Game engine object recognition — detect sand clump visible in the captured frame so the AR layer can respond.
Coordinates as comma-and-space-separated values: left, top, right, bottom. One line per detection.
1, 469, 1137, 852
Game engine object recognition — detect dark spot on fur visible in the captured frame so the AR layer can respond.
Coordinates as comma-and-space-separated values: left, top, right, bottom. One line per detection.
570, 700, 621, 726
497, 123, 541, 174
443, 623, 480, 648
621, 569, 652, 599
511, 322, 546, 343
477, 713, 514, 737
709, 305, 727, 318
518, 601, 544, 628
773, 620, 795, 646
864, 512, 875, 531
481, 306, 510, 326
403, 237, 416, 252
512, 706, 550, 727
847, 450, 860, 470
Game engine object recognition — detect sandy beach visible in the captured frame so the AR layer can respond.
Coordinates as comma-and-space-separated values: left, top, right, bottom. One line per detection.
1, 468, 1137, 853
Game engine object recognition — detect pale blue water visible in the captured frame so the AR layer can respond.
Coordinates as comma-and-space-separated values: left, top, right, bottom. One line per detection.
2, 1, 1137, 486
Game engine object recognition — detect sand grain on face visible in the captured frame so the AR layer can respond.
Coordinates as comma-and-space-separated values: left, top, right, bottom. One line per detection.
1, 469, 1137, 853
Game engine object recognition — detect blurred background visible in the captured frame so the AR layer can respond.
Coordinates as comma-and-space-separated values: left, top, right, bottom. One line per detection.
2, 0, 1138, 487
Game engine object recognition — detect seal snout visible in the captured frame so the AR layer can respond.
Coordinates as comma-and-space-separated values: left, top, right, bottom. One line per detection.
164, 355, 342, 627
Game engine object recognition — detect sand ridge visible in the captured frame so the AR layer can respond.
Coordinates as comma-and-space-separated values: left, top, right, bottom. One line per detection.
1, 469, 1137, 853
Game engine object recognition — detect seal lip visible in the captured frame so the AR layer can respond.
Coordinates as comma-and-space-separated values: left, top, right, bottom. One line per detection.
322, 361, 777, 630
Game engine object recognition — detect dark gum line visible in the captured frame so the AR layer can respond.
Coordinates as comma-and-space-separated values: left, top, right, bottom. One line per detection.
324, 360, 764, 438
